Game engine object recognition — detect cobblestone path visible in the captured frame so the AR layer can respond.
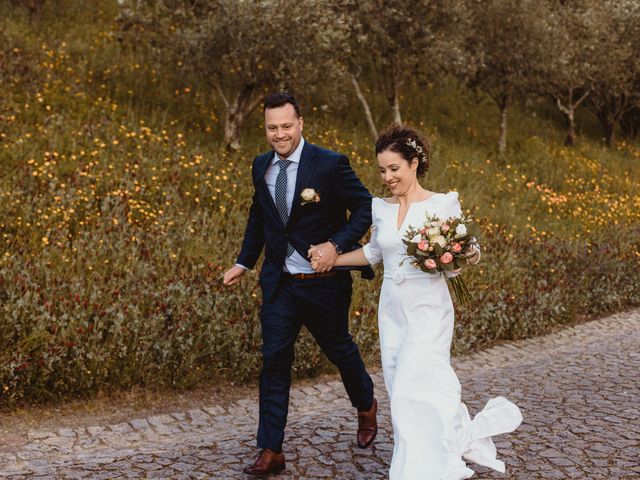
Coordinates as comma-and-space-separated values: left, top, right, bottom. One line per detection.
1, 309, 639, 479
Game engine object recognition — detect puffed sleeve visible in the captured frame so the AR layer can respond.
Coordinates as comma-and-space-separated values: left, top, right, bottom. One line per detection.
446, 191, 463, 217
362, 198, 383, 265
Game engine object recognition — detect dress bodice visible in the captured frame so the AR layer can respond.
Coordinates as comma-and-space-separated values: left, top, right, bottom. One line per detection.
363, 192, 463, 283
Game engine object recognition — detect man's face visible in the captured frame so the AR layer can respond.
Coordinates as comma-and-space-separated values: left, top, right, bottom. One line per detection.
264, 103, 304, 159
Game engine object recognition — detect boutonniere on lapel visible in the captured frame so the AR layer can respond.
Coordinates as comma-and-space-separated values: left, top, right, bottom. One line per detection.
300, 188, 321, 206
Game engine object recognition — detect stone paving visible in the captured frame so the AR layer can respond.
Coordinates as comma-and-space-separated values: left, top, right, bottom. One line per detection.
1, 309, 639, 479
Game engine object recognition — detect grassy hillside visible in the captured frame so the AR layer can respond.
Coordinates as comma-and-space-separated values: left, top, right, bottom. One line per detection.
1, 2, 639, 407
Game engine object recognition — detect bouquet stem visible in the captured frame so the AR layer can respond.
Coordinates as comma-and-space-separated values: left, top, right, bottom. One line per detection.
447, 276, 472, 305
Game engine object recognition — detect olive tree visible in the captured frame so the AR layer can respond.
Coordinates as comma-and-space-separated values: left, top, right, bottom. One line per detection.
339, 0, 471, 137
467, 0, 548, 152
118, 0, 348, 150
585, 0, 640, 147
537, 1, 602, 146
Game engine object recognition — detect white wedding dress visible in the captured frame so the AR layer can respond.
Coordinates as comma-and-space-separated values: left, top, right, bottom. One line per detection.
362, 192, 523, 480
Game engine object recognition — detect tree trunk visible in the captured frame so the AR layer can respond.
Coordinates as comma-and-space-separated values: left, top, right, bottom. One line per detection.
390, 80, 402, 125
604, 121, 615, 148
219, 84, 262, 151
380, 61, 402, 125
596, 110, 615, 148
497, 97, 508, 153
555, 89, 589, 148
563, 110, 576, 147
351, 75, 378, 141
223, 110, 243, 151
620, 108, 640, 140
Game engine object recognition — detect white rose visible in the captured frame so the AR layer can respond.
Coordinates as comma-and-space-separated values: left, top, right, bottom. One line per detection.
301, 188, 316, 202
411, 234, 422, 243
455, 224, 467, 237
432, 235, 447, 248
427, 226, 441, 237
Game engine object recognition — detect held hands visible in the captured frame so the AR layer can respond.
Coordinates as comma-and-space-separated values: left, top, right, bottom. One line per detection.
307, 242, 339, 273
223, 265, 246, 286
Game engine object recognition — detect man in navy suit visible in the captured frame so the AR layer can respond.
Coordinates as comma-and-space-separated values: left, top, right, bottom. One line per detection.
223, 92, 377, 476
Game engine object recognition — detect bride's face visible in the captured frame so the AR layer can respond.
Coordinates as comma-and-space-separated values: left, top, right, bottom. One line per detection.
377, 149, 418, 196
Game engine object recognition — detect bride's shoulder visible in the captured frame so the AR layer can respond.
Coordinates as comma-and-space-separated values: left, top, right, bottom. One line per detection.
439, 191, 462, 215
425, 191, 461, 216
430, 191, 459, 203
435, 191, 459, 199
370, 197, 394, 224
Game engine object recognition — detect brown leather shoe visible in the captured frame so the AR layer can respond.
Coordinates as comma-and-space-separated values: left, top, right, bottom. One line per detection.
243, 448, 286, 476
357, 397, 378, 448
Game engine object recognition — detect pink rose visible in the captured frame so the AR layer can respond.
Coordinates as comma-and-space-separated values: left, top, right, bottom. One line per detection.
419, 228, 427, 235
451, 242, 462, 253
440, 252, 454, 264
442, 224, 450, 233
418, 240, 429, 251
424, 259, 437, 269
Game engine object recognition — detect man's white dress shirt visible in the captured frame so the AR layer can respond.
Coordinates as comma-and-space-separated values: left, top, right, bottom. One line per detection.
238, 138, 315, 274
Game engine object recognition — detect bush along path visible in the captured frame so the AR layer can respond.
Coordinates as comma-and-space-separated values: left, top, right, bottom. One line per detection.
1, 309, 639, 479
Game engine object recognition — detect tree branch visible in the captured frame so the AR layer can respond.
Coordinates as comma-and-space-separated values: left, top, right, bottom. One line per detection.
214, 83, 229, 110
350, 73, 378, 140
574, 88, 591, 109
245, 93, 265, 117
556, 97, 571, 116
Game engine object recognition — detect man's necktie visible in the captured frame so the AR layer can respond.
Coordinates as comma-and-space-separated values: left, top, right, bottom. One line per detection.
275, 159, 295, 257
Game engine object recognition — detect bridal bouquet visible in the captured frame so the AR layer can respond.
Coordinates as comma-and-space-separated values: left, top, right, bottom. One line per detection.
401, 214, 479, 304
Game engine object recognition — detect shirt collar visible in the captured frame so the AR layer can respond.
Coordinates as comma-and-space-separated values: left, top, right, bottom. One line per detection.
272, 137, 305, 165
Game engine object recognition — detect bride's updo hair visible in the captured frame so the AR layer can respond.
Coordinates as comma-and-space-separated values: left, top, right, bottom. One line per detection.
375, 123, 431, 178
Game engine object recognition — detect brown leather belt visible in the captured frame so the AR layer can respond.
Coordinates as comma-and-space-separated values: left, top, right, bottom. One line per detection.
284, 271, 339, 280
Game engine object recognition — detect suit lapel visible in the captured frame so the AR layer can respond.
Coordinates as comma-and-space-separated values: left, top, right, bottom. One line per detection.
288, 142, 318, 224
255, 153, 282, 224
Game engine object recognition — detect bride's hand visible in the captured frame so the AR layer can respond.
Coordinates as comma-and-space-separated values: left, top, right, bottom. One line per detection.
465, 245, 481, 265
308, 244, 336, 272
308, 245, 322, 272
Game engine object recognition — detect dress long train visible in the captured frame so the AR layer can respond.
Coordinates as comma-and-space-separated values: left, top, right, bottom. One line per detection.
362, 192, 523, 480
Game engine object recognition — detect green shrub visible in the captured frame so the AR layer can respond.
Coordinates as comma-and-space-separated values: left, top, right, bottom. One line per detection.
1, 1, 639, 408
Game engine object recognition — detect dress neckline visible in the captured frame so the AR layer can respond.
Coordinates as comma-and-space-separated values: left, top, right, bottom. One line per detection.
380, 193, 443, 232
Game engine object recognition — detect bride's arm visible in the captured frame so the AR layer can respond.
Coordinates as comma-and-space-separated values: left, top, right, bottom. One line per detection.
335, 248, 369, 266
329, 221, 383, 267
309, 223, 382, 269
310, 199, 382, 270
309, 246, 370, 269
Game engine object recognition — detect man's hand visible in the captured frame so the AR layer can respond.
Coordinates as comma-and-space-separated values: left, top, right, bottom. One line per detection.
223, 265, 246, 286
307, 242, 339, 273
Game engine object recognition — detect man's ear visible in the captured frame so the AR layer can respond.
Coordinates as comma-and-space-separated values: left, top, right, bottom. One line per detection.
299, 116, 304, 131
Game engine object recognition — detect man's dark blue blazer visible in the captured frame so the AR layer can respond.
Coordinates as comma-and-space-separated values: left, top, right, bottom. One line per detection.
237, 141, 374, 300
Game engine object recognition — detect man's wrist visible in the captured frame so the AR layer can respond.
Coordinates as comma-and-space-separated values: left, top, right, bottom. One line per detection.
328, 239, 342, 254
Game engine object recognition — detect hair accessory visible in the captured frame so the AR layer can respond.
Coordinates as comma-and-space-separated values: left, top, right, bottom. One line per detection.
405, 138, 427, 164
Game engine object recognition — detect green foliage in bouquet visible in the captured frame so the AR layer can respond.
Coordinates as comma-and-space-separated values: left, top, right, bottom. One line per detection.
400, 214, 479, 304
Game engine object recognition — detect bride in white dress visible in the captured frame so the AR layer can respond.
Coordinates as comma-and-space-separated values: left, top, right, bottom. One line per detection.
310, 124, 522, 479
